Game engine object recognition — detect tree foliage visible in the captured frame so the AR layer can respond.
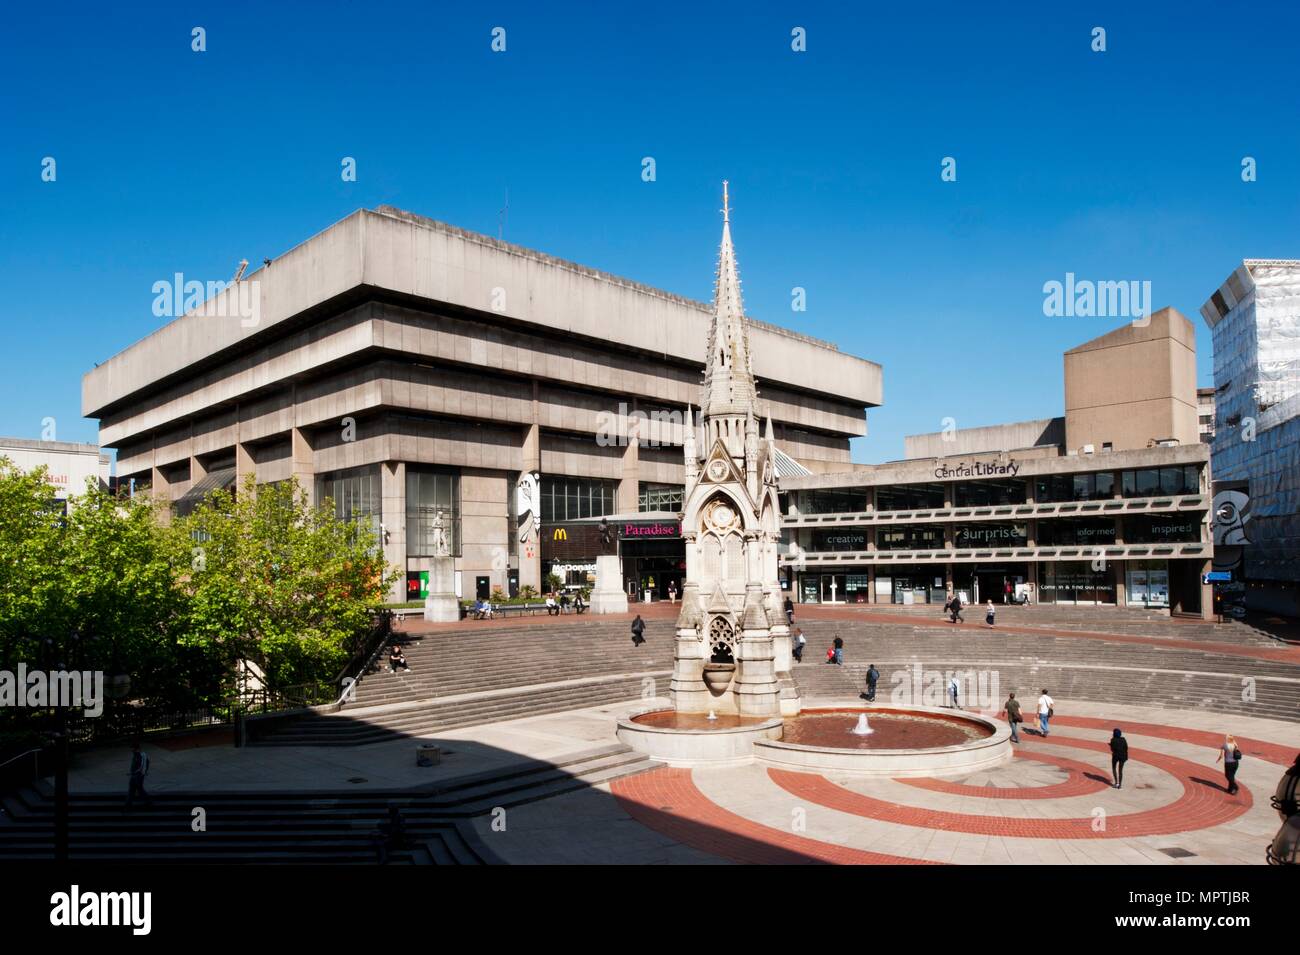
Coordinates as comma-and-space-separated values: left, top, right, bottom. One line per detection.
0, 461, 397, 717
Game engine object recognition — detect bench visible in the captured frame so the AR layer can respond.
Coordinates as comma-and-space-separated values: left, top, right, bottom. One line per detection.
467, 602, 588, 619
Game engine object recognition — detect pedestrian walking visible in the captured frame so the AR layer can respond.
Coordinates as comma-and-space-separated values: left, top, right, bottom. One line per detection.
125, 741, 150, 809
948, 675, 960, 709
865, 664, 880, 702
784, 596, 795, 626
1003, 578, 1012, 605
1037, 689, 1054, 736
631, 614, 646, 647
1109, 728, 1129, 789
668, 583, 677, 604
792, 627, 806, 663
1216, 733, 1242, 795
985, 600, 996, 628
1001, 692, 1022, 743
948, 595, 964, 624
833, 636, 844, 666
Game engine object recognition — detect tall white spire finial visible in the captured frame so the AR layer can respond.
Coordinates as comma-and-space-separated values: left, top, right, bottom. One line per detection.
722, 180, 730, 224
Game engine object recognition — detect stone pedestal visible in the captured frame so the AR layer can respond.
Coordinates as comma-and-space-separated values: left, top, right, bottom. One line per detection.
423, 556, 460, 623
589, 554, 628, 614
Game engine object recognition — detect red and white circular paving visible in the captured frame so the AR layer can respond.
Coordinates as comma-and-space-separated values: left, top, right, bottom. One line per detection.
611, 716, 1295, 865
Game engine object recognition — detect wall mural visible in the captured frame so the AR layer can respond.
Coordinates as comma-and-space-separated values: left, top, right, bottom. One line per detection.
515, 470, 540, 545
1211, 483, 1251, 619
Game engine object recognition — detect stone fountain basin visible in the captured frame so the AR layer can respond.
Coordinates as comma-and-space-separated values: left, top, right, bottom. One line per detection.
754, 705, 1012, 778
616, 706, 783, 766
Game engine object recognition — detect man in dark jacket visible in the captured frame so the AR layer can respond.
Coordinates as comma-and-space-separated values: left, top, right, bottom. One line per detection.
125, 741, 150, 809
1109, 729, 1129, 788
948, 595, 964, 624
1001, 692, 1022, 743
783, 596, 795, 626
631, 615, 646, 647
865, 664, 880, 702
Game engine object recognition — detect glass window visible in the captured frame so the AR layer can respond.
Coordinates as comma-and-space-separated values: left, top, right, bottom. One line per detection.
316, 466, 382, 543
954, 479, 1026, 507
876, 483, 946, 511
875, 526, 943, 551
541, 477, 619, 523
800, 488, 868, 514
1123, 515, 1200, 544
953, 523, 1027, 547
639, 482, 684, 512
406, 468, 461, 557
1038, 518, 1117, 547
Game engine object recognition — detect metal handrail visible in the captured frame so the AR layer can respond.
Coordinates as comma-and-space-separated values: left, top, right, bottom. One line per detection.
0, 747, 42, 770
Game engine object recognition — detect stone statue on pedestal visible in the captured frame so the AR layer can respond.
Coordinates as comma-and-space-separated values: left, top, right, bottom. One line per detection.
423, 509, 460, 623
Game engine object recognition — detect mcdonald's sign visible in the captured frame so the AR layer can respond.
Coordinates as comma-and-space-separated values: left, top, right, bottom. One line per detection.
552, 527, 568, 541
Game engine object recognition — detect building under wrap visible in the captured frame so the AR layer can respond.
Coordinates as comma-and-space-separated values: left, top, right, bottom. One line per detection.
1201, 260, 1300, 615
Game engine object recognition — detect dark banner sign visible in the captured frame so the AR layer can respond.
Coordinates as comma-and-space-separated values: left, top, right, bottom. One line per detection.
618, 521, 680, 539
955, 523, 1028, 547
541, 520, 682, 559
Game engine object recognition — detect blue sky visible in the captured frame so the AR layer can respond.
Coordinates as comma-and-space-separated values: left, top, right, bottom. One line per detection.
2, 1, 1298, 465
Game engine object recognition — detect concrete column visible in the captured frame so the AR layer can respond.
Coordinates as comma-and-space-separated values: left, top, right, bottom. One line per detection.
519, 417, 542, 594
1026, 519, 1037, 547
189, 453, 209, 487
618, 431, 639, 514
1115, 563, 1127, 606
1024, 477, 1035, 505
292, 427, 315, 507
235, 441, 255, 497
381, 461, 406, 605
867, 565, 876, 604
149, 464, 174, 525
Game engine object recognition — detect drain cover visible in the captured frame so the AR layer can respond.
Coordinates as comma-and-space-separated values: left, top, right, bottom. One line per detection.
1158, 847, 1196, 858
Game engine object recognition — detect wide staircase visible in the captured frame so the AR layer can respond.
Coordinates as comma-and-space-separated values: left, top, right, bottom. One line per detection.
253, 618, 676, 746
0, 743, 653, 863
791, 617, 1300, 723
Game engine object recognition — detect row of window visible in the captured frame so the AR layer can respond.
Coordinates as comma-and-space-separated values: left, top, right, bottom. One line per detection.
805, 514, 1202, 551
793, 466, 1202, 514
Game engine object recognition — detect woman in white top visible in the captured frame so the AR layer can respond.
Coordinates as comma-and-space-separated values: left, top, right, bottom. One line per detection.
1215, 733, 1241, 795
1037, 689, 1054, 736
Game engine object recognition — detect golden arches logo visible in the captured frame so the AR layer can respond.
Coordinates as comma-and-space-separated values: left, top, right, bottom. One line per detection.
553, 528, 568, 541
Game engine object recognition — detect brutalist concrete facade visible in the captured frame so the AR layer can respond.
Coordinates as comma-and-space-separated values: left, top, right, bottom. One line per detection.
82, 206, 882, 603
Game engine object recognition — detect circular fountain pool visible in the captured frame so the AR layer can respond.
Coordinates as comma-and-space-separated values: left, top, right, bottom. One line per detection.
617, 705, 1011, 775
754, 706, 1010, 777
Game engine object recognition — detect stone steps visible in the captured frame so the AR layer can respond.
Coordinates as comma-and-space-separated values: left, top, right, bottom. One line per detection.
258, 674, 671, 745
0, 744, 657, 863
794, 663, 1300, 722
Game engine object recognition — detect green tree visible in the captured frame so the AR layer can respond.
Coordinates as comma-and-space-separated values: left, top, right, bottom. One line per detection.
170, 477, 398, 690
0, 458, 65, 673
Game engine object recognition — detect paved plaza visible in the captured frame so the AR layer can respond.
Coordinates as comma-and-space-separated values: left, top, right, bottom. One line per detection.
8, 605, 1296, 865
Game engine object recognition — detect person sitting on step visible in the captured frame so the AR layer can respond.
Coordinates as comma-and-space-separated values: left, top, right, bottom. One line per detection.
389, 643, 410, 673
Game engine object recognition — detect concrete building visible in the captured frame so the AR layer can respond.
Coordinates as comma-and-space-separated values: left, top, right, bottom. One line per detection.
780, 308, 1215, 619
1197, 387, 1216, 444
1201, 260, 1300, 616
0, 437, 111, 509
82, 206, 882, 604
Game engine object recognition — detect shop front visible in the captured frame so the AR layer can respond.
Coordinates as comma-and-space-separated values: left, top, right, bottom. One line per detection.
1037, 560, 1116, 605
798, 569, 873, 604
872, 565, 945, 605
540, 516, 683, 600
